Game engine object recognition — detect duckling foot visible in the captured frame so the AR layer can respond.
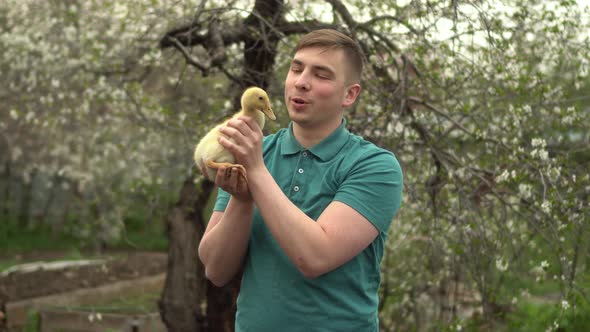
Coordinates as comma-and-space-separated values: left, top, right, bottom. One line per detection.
205, 160, 248, 187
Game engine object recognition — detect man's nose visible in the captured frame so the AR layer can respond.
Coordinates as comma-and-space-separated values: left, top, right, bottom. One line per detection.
294, 72, 310, 90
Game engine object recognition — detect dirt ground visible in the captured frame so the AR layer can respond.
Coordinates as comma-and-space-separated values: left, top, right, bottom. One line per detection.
0, 250, 167, 310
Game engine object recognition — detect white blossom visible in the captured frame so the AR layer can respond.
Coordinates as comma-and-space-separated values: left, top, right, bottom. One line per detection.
541, 201, 552, 214
531, 148, 549, 161
496, 170, 510, 183
531, 137, 546, 148
522, 104, 532, 115
547, 166, 561, 183
562, 115, 574, 125
11, 147, 23, 161
518, 183, 533, 199
561, 300, 570, 310
25, 111, 35, 123
496, 257, 508, 271
538, 150, 549, 161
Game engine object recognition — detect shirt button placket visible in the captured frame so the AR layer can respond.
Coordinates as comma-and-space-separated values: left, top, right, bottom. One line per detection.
293, 151, 308, 195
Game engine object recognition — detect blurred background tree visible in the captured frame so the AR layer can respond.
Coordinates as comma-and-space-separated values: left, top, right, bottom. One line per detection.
1, 0, 588, 331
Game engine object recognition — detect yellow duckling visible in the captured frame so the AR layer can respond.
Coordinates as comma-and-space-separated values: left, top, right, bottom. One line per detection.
194, 86, 275, 184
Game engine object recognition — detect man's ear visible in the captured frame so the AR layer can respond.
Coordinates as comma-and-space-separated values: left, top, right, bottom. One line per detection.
342, 84, 361, 108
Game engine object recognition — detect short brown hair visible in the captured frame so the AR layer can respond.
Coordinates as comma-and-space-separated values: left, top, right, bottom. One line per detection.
295, 29, 364, 83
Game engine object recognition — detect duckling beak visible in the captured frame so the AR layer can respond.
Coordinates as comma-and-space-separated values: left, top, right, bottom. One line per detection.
263, 107, 276, 121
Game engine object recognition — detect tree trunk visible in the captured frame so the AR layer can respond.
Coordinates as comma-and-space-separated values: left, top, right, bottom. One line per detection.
40, 175, 59, 225
52, 179, 78, 237
205, 274, 242, 332
1, 159, 11, 220
159, 176, 214, 331
18, 167, 36, 228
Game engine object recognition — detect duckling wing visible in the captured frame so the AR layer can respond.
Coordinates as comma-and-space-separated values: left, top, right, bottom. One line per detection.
194, 124, 236, 180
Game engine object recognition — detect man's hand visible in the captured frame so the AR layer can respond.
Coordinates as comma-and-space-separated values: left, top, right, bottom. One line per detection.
214, 166, 252, 202
218, 116, 265, 173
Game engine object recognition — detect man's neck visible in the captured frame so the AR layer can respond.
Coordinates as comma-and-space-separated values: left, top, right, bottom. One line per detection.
292, 118, 342, 149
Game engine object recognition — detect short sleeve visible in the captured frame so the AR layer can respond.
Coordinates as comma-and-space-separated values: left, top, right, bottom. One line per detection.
213, 187, 231, 212
333, 150, 403, 233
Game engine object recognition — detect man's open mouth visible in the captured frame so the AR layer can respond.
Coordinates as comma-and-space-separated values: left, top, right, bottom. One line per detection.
292, 97, 307, 105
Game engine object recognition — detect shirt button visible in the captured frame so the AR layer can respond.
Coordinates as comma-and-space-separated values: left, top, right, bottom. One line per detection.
293, 186, 300, 192
302, 151, 308, 157
298, 168, 304, 174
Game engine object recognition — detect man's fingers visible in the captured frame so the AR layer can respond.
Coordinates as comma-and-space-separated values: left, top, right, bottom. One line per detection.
214, 166, 225, 183
218, 136, 236, 152
237, 116, 261, 131
217, 168, 238, 193
219, 124, 243, 136
230, 168, 239, 193
227, 118, 260, 137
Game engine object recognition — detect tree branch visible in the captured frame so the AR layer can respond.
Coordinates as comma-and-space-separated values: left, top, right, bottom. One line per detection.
160, 20, 245, 49
165, 36, 211, 75
360, 15, 421, 36
324, 0, 358, 30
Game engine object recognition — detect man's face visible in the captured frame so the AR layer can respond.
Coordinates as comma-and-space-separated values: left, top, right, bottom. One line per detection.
284, 47, 359, 129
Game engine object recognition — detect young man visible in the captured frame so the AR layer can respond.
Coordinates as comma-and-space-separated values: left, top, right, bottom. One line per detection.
198, 29, 403, 331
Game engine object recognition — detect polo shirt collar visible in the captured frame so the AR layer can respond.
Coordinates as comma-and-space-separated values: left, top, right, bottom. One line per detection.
281, 119, 350, 161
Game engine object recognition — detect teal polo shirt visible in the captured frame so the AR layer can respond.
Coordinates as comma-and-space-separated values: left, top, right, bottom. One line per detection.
213, 119, 403, 332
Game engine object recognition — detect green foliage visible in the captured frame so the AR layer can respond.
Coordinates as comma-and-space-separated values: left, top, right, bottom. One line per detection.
23, 310, 40, 332
506, 296, 590, 332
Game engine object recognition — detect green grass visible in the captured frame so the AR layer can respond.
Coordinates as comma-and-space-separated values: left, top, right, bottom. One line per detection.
505, 299, 590, 332
0, 216, 167, 272
108, 225, 168, 252
0, 215, 167, 253
0, 219, 83, 255
23, 310, 40, 332
54, 290, 162, 314
0, 258, 19, 272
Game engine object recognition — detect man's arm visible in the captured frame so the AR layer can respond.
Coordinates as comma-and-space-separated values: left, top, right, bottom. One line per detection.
248, 168, 378, 278
198, 167, 254, 287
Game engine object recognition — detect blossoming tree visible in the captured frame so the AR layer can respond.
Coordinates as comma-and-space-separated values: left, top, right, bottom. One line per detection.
1, 0, 588, 331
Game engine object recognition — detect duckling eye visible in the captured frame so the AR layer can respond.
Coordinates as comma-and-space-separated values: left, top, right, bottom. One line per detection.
258, 96, 263, 100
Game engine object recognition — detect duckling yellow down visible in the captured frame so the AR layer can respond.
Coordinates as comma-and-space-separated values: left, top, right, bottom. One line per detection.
194, 87, 275, 182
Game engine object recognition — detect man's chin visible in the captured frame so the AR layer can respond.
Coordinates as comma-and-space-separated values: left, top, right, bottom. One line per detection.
288, 110, 308, 122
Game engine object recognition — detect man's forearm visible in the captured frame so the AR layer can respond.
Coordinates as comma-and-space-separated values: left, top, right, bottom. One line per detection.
198, 197, 254, 286
248, 168, 332, 278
